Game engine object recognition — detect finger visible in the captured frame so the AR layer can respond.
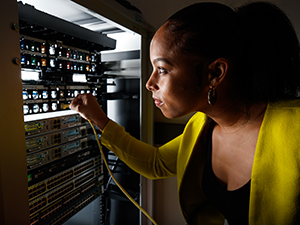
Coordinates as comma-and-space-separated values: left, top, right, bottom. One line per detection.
71, 94, 80, 104
69, 101, 77, 111
77, 93, 90, 104
70, 96, 83, 110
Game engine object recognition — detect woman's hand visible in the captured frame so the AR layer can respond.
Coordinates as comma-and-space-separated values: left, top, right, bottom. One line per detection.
69, 93, 110, 131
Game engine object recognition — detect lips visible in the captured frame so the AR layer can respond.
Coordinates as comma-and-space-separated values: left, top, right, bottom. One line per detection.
154, 98, 163, 107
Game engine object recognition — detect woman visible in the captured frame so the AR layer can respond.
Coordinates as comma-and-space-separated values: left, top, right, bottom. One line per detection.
70, 2, 300, 224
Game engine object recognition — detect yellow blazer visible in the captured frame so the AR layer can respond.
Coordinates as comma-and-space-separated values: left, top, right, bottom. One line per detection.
101, 99, 300, 224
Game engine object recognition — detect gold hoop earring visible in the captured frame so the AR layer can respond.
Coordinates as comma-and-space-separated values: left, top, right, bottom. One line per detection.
208, 87, 217, 106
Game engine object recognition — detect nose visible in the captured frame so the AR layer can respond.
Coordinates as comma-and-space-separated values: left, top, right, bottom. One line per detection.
145, 72, 159, 91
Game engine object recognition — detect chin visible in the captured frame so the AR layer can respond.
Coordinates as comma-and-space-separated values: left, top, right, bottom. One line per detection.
161, 110, 184, 119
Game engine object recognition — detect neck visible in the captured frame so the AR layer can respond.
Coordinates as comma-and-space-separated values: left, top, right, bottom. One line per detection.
204, 101, 267, 134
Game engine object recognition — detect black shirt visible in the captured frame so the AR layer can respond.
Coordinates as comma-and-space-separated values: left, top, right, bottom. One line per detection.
202, 124, 250, 225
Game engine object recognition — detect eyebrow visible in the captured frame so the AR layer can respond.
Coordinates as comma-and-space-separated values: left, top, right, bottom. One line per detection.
153, 58, 173, 66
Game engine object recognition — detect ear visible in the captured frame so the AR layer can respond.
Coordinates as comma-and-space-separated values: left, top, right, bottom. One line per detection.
207, 58, 228, 88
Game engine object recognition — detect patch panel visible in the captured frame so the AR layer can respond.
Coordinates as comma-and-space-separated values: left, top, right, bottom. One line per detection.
47, 182, 74, 204
27, 135, 95, 170
25, 125, 92, 153
29, 183, 47, 200
28, 157, 103, 200
28, 148, 100, 187
74, 170, 95, 188
47, 170, 74, 191
30, 214, 39, 225
75, 192, 95, 212
29, 175, 103, 216
39, 200, 63, 223
63, 189, 81, 208
94, 154, 103, 167
29, 197, 47, 215
49, 207, 75, 225
26, 136, 104, 224
29, 170, 72, 201
51, 187, 102, 225
73, 159, 95, 176
64, 174, 103, 207
80, 179, 97, 195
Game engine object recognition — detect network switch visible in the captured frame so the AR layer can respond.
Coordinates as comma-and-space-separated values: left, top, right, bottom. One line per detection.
24, 112, 87, 137
28, 156, 103, 200
25, 124, 93, 153
27, 135, 95, 170
29, 173, 104, 224
28, 149, 101, 187
29, 186, 103, 225
29, 173, 104, 217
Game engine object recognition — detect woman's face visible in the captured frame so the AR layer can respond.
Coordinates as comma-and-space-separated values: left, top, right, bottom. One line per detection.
146, 23, 208, 118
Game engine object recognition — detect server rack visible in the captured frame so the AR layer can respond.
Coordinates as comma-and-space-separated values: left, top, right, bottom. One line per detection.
0, 0, 154, 224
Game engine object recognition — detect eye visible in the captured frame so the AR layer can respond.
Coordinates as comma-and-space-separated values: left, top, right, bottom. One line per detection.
158, 67, 167, 74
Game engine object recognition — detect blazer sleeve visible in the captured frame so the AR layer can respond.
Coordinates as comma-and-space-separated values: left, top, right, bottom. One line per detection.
100, 119, 180, 179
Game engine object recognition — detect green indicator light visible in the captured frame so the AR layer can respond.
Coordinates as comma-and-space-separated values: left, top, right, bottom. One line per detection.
28, 174, 32, 183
